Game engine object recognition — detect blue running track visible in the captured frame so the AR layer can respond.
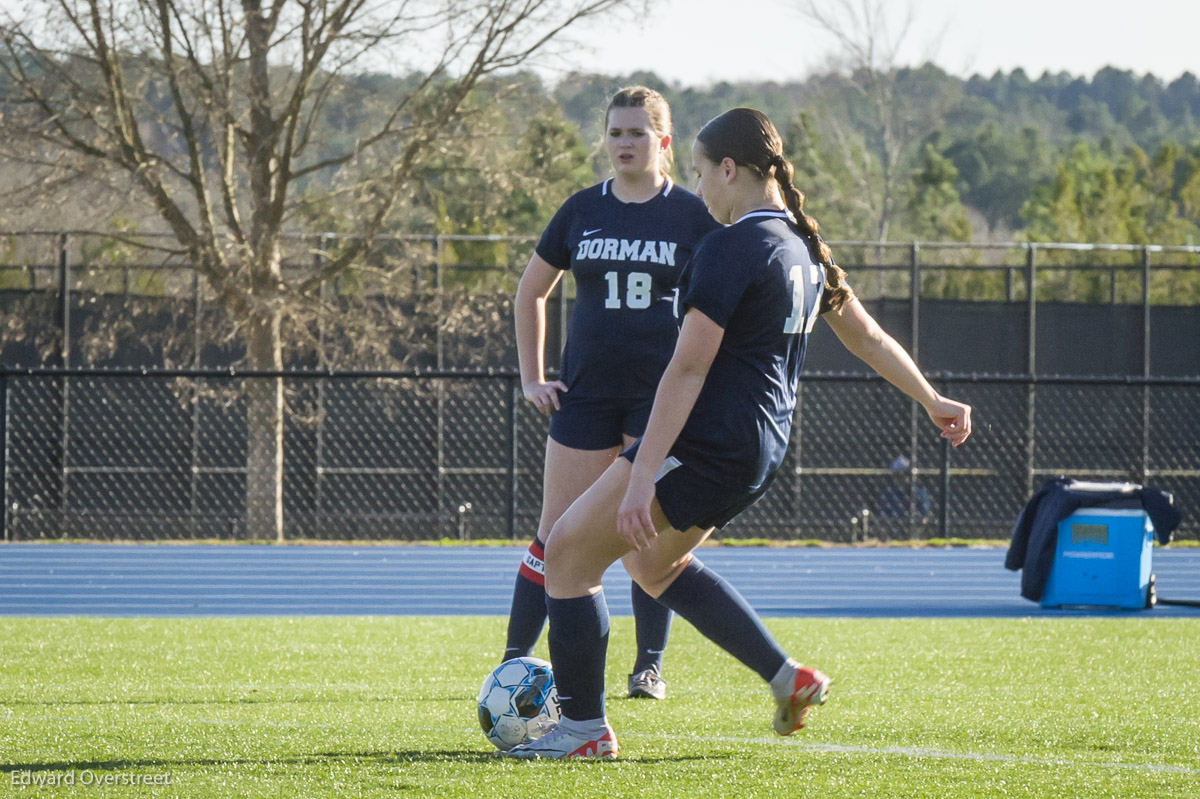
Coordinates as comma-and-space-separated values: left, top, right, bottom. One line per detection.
2, 544, 1199, 617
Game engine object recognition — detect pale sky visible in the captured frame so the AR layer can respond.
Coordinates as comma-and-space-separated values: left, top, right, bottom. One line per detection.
539, 0, 1200, 86
3, 0, 1194, 87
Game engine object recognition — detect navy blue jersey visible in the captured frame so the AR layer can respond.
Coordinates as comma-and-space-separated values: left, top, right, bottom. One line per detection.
537, 179, 720, 399
672, 210, 825, 489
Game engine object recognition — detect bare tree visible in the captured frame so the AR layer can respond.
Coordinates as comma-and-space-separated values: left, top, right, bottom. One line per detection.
0, 0, 632, 541
792, 0, 937, 244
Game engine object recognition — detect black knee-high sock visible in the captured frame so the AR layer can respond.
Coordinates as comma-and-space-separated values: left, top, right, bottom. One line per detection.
502, 536, 548, 662
656, 558, 787, 682
547, 591, 609, 722
631, 581, 673, 675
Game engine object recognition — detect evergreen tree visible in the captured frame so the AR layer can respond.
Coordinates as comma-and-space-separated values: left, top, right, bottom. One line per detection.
943, 123, 1053, 236
906, 142, 971, 242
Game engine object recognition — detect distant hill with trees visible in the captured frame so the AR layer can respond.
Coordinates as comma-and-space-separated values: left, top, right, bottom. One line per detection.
550, 65, 1200, 247
4, 51, 1199, 250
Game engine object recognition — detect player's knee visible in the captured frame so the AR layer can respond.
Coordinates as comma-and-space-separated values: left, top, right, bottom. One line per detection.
628, 570, 671, 598
542, 520, 573, 572
625, 551, 692, 597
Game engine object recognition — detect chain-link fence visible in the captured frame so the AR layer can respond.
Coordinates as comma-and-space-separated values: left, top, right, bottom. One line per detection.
5, 233, 1200, 376
2, 368, 1195, 543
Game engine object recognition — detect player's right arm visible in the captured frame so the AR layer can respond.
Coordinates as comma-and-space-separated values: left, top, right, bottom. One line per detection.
515, 253, 567, 415
822, 296, 972, 447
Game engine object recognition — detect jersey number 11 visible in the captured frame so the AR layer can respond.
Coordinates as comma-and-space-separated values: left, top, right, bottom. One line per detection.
783, 263, 823, 334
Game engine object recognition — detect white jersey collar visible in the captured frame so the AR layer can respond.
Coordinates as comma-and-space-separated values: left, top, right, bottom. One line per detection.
734, 208, 794, 224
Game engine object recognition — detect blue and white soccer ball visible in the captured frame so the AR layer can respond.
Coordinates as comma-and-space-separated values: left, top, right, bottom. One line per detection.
477, 656, 561, 751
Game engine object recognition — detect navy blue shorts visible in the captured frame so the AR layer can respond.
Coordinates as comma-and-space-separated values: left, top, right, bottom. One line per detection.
548, 393, 654, 451
621, 442, 777, 531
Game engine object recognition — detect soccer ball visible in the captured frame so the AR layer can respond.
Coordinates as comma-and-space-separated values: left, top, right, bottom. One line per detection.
477, 657, 561, 751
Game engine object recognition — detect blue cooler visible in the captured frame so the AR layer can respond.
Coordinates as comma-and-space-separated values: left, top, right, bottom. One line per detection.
1040, 502, 1154, 610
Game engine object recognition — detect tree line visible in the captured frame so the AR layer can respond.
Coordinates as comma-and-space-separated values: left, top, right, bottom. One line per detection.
264, 63, 1200, 250
533, 65, 1200, 248
5, 59, 1200, 251
277, 64, 1200, 255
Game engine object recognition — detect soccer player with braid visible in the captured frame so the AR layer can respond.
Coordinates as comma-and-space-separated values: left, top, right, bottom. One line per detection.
503, 108, 972, 759
503, 87, 722, 700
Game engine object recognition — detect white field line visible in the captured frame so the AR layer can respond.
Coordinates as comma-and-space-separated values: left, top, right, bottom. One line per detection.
647, 733, 1200, 775
4, 712, 1197, 774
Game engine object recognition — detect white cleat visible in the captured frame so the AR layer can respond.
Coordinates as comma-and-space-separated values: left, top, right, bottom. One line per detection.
499, 720, 619, 760
627, 668, 668, 700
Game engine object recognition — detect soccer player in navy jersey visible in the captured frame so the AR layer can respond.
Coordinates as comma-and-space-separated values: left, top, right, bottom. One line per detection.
503, 87, 722, 701
502, 108, 973, 759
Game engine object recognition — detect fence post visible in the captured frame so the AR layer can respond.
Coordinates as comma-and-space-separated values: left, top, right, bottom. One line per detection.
315, 236, 330, 532
1024, 244, 1037, 499
435, 236, 445, 372
909, 242, 921, 362
58, 233, 71, 534
1, 371, 8, 542
58, 233, 70, 367
909, 242, 921, 538
189, 266, 201, 538
188, 376, 201, 539
434, 236, 446, 536
509, 376, 520, 540
939, 432, 951, 540
1141, 245, 1151, 484
793, 381, 805, 541
193, 265, 202, 365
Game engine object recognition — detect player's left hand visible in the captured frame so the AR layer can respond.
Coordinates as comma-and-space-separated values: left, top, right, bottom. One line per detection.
522, 379, 567, 415
617, 475, 658, 552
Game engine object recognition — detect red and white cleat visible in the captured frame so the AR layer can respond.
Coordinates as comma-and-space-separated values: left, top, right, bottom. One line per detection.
772, 664, 830, 735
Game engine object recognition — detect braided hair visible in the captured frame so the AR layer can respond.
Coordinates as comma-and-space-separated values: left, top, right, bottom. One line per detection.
695, 108, 852, 313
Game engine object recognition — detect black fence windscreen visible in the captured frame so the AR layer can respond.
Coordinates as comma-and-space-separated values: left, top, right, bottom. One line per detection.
2, 369, 1195, 543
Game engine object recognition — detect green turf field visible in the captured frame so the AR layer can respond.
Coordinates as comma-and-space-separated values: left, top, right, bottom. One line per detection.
2, 616, 1198, 798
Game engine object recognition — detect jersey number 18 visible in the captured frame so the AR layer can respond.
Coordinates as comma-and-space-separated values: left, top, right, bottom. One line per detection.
604, 271, 653, 310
